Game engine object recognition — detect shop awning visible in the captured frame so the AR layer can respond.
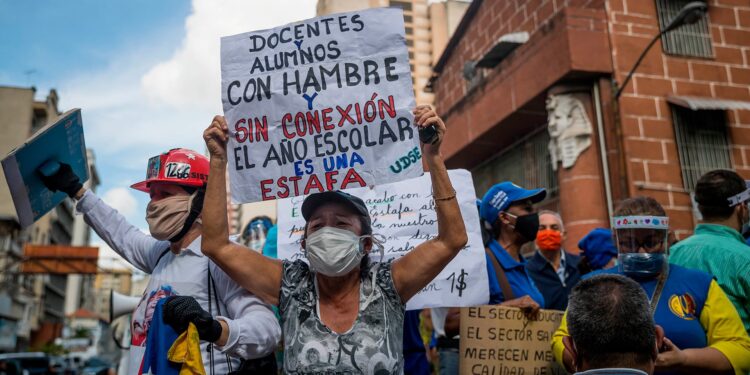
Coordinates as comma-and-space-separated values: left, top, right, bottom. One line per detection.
667, 95, 750, 111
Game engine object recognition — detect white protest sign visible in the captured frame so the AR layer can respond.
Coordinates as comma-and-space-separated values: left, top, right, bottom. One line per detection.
277, 169, 490, 310
221, 8, 422, 203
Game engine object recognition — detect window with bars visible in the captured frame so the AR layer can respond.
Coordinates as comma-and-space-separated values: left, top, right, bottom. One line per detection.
655, 0, 713, 58
471, 129, 558, 198
672, 106, 732, 191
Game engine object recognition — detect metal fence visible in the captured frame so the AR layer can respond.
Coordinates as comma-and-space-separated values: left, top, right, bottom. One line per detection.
472, 128, 558, 198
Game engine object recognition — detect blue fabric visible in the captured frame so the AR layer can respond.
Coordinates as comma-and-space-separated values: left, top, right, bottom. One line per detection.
403, 310, 430, 375
437, 348, 459, 375
578, 228, 617, 270
141, 298, 181, 375
479, 182, 546, 223
585, 264, 711, 351
526, 251, 582, 310
262, 225, 278, 259
403, 352, 430, 375
485, 239, 545, 306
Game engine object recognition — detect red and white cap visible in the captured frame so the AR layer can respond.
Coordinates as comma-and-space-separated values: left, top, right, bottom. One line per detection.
130, 148, 209, 193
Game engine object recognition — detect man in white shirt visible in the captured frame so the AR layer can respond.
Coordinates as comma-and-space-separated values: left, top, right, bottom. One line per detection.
42, 149, 280, 374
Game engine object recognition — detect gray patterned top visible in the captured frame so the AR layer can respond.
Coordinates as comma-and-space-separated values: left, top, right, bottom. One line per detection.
279, 260, 405, 374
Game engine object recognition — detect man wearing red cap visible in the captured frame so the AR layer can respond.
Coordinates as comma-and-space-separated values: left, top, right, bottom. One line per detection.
41, 148, 280, 374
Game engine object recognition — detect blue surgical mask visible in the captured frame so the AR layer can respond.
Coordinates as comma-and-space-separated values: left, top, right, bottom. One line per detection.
618, 253, 666, 279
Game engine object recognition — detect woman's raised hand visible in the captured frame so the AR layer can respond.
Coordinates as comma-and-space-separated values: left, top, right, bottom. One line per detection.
413, 105, 445, 156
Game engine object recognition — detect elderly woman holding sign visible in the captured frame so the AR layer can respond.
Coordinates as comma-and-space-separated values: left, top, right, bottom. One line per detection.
201, 105, 467, 373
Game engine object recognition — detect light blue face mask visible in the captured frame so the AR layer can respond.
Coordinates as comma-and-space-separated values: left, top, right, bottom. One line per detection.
618, 252, 666, 279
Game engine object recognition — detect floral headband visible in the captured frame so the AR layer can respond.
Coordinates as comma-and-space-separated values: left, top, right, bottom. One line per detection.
612, 216, 669, 229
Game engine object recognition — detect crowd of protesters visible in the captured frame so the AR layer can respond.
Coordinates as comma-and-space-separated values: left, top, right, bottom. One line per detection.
38, 105, 750, 375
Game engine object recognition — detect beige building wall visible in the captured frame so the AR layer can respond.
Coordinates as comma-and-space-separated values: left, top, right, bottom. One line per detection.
429, 0, 470, 66
0, 87, 64, 244
93, 269, 133, 320
0, 86, 73, 348
408, 0, 433, 105
316, 0, 387, 14
316, 0, 436, 105
0, 87, 35, 220
65, 149, 100, 315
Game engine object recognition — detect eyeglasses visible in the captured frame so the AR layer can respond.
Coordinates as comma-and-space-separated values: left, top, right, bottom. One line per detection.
617, 237, 665, 252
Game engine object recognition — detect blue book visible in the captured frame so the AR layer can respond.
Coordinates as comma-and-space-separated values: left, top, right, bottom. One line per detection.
1, 108, 89, 228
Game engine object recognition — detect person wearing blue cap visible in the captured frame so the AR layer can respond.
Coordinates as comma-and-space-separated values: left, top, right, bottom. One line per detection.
577, 227, 618, 275
479, 182, 547, 311
429, 199, 492, 375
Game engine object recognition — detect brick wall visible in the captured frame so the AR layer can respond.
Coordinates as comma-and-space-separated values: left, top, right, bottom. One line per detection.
434, 0, 605, 115
608, 0, 750, 238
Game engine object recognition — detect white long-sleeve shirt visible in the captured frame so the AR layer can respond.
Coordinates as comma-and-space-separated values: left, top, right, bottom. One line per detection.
77, 190, 280, 374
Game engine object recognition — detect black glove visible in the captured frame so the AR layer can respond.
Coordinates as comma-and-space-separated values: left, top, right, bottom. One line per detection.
418, 125, 439, 145
162, 296, 222, 342
39, 162, 83, 198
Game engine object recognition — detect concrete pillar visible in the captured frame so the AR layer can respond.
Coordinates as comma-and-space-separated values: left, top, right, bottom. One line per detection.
546, 84, 610, 253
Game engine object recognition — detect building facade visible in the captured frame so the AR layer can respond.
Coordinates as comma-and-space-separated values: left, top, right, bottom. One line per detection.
92, 268, 133, 322
317, 0, 470, 105
65, 149, 101, 316
0, 86, 98, 351
431, 0, 750, 250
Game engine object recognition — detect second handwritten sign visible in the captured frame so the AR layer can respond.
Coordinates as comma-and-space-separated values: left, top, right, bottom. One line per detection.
276, 169, 490, 310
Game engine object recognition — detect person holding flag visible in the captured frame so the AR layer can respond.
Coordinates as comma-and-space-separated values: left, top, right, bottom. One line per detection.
41, 149, 281, 374
199, 106, 468, 373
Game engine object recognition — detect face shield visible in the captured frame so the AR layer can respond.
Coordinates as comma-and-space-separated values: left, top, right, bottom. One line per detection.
727, 181, 750, 207
612, 216, 669, 279
728, 181, 750, 236
244, 219, 270, 252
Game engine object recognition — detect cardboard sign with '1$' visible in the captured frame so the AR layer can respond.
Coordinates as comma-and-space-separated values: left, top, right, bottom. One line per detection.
460, 306, 566, 375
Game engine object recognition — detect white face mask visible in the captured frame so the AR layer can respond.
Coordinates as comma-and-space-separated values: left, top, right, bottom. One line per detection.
305, 227, 366, 277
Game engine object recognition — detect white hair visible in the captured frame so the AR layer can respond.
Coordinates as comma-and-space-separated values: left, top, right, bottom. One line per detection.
538, 209, 564, 231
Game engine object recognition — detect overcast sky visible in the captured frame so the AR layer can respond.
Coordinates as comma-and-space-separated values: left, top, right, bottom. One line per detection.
0, 0, 317, 271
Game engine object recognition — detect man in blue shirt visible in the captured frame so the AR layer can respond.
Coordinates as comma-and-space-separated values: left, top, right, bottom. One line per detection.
526, 210, 581, 310
479, 182, 546, 310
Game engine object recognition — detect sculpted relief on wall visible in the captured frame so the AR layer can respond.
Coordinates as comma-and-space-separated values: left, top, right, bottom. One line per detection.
546, 94, 593, 171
